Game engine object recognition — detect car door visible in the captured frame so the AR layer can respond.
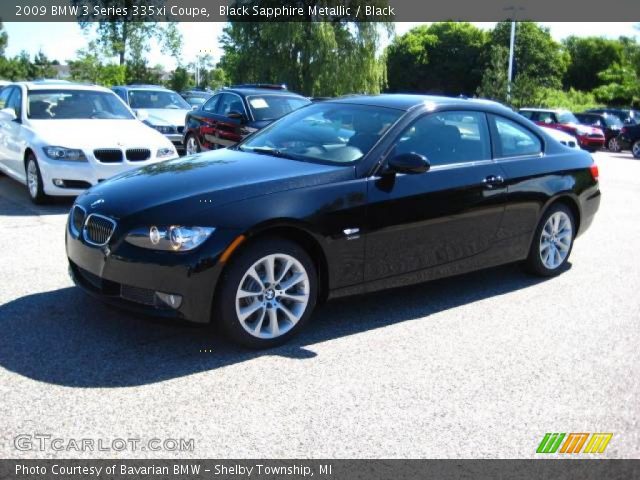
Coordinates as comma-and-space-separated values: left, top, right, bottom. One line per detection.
189, 94, 219, 150
0, 87, 14, 166
363, 110, 507, 283
0, 87, 24, 175
212, 92, 249, 147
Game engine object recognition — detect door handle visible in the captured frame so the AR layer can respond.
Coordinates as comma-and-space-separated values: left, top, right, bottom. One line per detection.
483, 175, 505, 188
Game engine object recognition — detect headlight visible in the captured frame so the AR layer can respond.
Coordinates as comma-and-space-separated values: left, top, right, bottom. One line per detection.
43, 146, 87, 162
125, 226, 215, 251
157, 147, 177, 159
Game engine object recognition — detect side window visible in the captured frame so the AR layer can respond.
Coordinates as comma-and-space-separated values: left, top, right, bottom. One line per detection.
537, 112, 554, 124
492, 115, 542, 158
113, 89, 127, 103
215, 93, 246, 116
202, 95, 219, 112
0, 87, 13, 109
393, 111, 491, 167
7, 87, 22, 119
520, 110, 533, 120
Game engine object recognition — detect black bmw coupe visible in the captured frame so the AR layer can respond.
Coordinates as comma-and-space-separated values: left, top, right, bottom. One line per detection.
66, 95, 600, 348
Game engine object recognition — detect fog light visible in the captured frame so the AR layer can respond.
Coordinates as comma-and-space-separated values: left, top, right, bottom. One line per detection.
53, 179, 65, 187
155, 291, 182, 309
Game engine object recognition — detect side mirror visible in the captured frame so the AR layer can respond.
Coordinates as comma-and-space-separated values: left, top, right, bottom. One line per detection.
0, 107, 17, 121
387, 152, 430, 174
227, 111, 246, 123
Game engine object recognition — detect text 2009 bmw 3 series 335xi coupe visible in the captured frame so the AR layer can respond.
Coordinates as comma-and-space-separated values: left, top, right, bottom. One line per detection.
66, 95, 600, 348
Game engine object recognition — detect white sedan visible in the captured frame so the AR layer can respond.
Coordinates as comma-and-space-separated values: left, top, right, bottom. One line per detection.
540, 125, 580, 149
0, 81, 179, 203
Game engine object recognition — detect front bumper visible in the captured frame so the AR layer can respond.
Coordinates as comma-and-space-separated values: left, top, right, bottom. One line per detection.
66, 217, 241, 324
576, 134, 605, 150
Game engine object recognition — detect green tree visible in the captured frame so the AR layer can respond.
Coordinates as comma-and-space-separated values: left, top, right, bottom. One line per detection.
220, 2, 392, 96
72, 1, 181, 65
0, 22, 8, 57
386, 22, 487, 95
168, 66, 194, 92
68, 44, 126, 86
563, 36, 624, 91
593, 61, 640, 106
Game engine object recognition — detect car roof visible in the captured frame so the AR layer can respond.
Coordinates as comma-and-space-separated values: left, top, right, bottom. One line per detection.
327, 94, 510, 112
9, 80, 112, 93
220, 87, 308, 98
117, 84, 173, 91
519, 107, 569, 113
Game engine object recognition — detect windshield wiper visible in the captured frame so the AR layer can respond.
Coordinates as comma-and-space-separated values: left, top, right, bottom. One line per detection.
246, 147, 295, 159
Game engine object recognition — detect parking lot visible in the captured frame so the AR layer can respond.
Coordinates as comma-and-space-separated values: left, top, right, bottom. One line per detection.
0, 150, 638, 459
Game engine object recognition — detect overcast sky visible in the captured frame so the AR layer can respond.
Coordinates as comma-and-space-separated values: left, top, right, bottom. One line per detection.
3, 22, 639, 69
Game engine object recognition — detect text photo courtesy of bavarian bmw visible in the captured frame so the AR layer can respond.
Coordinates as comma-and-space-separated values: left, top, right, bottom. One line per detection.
66, 95, 600, 349
0, 81, 179, 204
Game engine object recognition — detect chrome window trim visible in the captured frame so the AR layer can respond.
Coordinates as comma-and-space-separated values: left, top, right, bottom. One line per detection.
83, 213, 117, 247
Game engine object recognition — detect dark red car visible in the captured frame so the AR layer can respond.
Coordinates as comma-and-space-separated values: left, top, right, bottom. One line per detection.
519, 108, 605, 152
183, 86, 310, 155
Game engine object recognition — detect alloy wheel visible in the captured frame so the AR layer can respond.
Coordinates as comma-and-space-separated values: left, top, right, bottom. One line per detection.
27, 159, 39, 199
185, 136, 199, 155
608, 136, 621, 152
539, 211, 573, 270
633, 141, 640, 158
235, 253, 310, 339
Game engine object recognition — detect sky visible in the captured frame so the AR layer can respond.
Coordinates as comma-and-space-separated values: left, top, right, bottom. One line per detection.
3, 22, 639, 69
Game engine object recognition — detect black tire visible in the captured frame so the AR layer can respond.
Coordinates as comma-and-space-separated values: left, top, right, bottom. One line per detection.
213, 236, 318, 349
632, 140, 640, 159
25, 153, 49, 205
184, 133, 201, 155
524, 203, 575, 277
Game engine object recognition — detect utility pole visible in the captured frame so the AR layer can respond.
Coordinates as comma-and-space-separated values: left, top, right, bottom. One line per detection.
507, 21, 516, 102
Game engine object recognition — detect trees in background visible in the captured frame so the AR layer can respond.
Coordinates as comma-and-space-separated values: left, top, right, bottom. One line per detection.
220, 1, 393, 97
386, 22, 486, 96
388, 22, 640, 110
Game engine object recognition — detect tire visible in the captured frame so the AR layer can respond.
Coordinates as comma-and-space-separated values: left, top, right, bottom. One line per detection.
213, 236, 318, 349
25, 153, 49, 204
632, 140, 640, 159
184, 134, 201, 155
607, 136, 621, 152
524, 203, 575, 277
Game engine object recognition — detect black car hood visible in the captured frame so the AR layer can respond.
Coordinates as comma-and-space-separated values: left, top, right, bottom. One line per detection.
78, 149, 355, 219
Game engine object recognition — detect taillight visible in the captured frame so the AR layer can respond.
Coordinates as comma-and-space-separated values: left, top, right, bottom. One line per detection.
590, 163, 599, 181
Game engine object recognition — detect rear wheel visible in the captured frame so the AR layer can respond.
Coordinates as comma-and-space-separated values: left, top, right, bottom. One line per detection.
524, 203, 575, 277
25, 153, 49, 204
607, 136, 621, 152
632, 140, 640, 159
184, 134, 201, 155
214, 237, 318, 348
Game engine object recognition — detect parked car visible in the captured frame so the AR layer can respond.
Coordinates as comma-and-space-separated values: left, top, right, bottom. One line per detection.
519, 108, 605, 152
112, 84, 191, 151
183, 86, 310, 154
586, 108, 640, 125
540, 125, 580, 149
617, 124, 640, 158
0, 81, 178, 204
575, 112, 624, 152
180, 89, 214, 109
67, 94, 600, 348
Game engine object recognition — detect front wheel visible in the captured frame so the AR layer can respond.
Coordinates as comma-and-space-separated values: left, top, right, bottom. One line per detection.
214, 237, 318, 348
607, 136, 621, 152
184, 134, 201, 155
25, 153, 49, 204
524, 203, 575, 277
632, 140, 640, 159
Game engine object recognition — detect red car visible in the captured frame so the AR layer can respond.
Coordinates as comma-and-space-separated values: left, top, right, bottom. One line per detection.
519, 108, 605, 152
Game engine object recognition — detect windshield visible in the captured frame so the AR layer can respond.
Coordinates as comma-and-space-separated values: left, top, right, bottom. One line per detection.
184, 96, 208, 107
557, 111, 579, 124
239, 102, 404, 164
604, 115, 623, 127
27, 89, 134, 120
128, 89, 190, 110
247, 95, 311, 121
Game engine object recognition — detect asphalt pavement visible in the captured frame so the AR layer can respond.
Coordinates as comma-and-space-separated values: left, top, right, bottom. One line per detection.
0, 151, 638, 459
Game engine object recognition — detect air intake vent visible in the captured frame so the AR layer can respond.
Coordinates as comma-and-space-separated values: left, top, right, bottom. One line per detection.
83, 214, 116, 246
126, 148, 151, 161
70, 205, 86, 237
94, 149, 123, 163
